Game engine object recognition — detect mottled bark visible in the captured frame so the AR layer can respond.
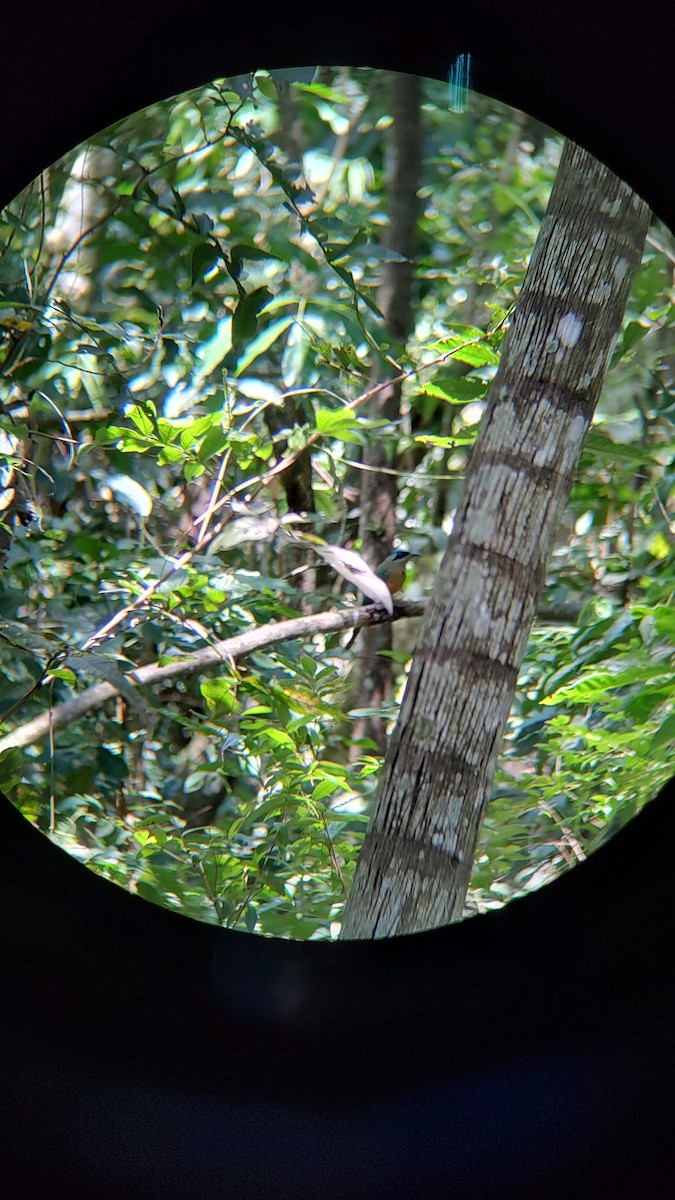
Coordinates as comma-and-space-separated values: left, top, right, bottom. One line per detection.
351, 72, 421, 754
340, 140, 650, 939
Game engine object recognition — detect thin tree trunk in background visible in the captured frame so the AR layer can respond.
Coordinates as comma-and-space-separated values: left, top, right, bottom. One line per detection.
350, 72, 422, 755
340, 140, 651, 939
45, 146, 115, 307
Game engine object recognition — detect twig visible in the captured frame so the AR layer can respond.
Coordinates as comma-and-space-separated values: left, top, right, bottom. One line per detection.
192, 448, 232, 544
74, 332, 490, 656
199, 334, 495, 526
539, 800, 587, 863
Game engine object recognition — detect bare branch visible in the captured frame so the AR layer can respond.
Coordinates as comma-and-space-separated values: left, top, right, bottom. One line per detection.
76, 333, 494, 656
0, 601, 425, 754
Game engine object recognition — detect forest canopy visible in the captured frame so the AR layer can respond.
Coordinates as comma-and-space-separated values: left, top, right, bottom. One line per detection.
1, 68, 673, 939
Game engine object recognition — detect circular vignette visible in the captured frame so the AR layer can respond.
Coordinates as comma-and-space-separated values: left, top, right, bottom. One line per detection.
0, 64, 673, 938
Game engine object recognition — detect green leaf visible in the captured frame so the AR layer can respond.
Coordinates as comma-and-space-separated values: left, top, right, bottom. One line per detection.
178, 415, 219, 450
191, 212, 214, 236
157, 445, 186, 464
254, 71, 278, 101
233, 314, 293, 376
185, 462, 206, 481
95, 424, 126, 444
539, 671, 615, 705
200, 678, 239, 713
625, 687, 672, 722
312, 779, 341, 803
156, 418, 180, 444
49, 667, 77, 686
650, 711, 675, 752
3, 209, 31, 233
415, 433, 475, 448
233, 286, 273, 346
630, 254, 670, 313
281, 319, 309, 388
315, 407, 360, 438
230, 243, 282, 269
196, 317, 232, 378
259, 727, 297, 750
652, 606, 675, 643
583, 430, 662, 466
428, 331, 500, 366
126, 404, 155, 436
190, 243, 218, 286
447, 341, 500, 367
420, 377, 487, 403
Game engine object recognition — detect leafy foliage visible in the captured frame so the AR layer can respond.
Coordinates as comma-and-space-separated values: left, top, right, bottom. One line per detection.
1, 68, 673, 936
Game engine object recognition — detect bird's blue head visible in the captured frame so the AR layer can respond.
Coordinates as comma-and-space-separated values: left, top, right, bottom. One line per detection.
375, 549, 418, 594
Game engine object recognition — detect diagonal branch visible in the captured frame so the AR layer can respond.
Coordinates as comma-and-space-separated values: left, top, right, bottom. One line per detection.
0, 601, 425, 754
77, 333, 495, 655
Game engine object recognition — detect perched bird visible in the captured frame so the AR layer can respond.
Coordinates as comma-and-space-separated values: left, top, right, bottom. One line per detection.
325, 546, 418, 609
375, 549, 418, 598
341, 547, 418, 650
282, 532, 417, 614
296, 539, 396, 614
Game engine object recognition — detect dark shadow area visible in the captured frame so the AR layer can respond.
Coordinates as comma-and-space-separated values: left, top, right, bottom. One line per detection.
1, 778, 674, 1197
2, 2, 674, 231
1, 1, 674, 1195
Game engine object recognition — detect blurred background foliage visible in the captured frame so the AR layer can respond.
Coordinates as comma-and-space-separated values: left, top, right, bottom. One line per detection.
0, 67, 673, 937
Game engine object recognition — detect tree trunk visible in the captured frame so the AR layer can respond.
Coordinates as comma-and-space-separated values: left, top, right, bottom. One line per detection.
340, 139, 651, 940
350, 72, 421, 755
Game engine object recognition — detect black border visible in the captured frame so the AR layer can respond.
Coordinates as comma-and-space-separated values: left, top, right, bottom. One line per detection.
2, 2, 674, 1195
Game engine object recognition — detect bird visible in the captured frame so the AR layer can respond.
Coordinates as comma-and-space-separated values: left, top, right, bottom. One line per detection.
375, 549, 418, 598
310, 542, 395, 613
320, 546, 418, 609
280, 532, 417, 614
281, 534, 396, 614
341, 547, 418, 651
